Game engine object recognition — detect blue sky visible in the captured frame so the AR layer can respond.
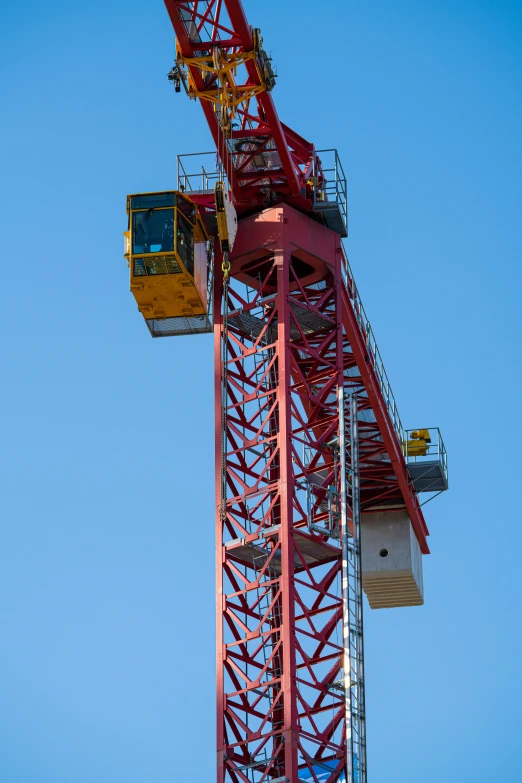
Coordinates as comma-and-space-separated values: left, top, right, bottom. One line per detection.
1, 1, 521, 781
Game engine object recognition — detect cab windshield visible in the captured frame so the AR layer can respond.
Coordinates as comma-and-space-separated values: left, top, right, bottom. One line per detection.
132, 208, 174, 254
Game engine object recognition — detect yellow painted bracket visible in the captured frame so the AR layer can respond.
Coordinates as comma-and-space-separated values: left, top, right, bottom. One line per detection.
176, 45, 268, 115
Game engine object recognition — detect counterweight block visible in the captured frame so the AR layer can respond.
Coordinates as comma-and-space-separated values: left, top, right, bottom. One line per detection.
361, 511, 424, 608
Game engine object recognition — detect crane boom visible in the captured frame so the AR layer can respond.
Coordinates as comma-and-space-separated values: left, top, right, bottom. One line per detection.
164, 0, 315, 208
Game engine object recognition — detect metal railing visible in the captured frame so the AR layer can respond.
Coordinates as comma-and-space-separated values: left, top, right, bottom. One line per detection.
340, 249, 405, 445
177, 149, 349, 238
177, 151, 221, 193
313, 148, 348, 233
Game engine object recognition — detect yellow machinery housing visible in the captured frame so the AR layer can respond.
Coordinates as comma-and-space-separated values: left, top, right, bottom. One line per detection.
125, 191, 211, 337
403, 429, 432, 457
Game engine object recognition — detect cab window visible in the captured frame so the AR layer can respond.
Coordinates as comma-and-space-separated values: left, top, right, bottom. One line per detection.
132, 208, 174, 254
176, 212, 194, 275
177, 195, 196, 223
133, 256, 182, 277
131, 193, 175, 210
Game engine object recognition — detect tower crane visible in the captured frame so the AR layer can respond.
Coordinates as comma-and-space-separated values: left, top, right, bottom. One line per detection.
123, 3, 449, 782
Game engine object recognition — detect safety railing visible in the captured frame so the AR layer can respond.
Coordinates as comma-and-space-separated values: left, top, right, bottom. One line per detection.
178, 149, 349, 238
342, 251, 450, 496
177, 151, 221, 193
312, 148, 348, 235
340, 249, 405, 446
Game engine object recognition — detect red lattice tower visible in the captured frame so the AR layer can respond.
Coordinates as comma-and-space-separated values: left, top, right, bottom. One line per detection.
215, 207, 346, 783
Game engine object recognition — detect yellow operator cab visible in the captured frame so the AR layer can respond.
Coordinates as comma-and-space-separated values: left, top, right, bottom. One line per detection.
124, 191, 212, 337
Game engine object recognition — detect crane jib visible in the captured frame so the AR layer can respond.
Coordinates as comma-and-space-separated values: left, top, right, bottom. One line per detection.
164, 0, 312, 206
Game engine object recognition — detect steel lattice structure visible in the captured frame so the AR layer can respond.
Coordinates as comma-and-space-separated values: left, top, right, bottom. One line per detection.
163, 0, 429, 552
128, 3, 442, 783
215, 207, 348, 783
211, 203, 429, 783
164, 0, 315, 210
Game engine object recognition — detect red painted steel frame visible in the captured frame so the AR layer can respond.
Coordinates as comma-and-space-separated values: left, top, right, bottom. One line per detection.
214, 206, 430, 783
164, 0, 314, 207
163, 0, 429, 551
215, 207, 347, 783
340, 268, 430, 552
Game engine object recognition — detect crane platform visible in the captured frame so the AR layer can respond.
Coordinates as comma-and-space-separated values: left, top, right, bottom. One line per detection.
225, 528, 340, 575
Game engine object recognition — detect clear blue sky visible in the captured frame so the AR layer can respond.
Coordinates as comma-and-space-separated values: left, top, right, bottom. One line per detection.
1, 1, 521, 781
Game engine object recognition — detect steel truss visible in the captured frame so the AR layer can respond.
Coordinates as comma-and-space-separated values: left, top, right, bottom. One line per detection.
133, 6, 437, 783
214, 206, 390, 783
164, 0, 428, 547
164, 0, 315, 208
